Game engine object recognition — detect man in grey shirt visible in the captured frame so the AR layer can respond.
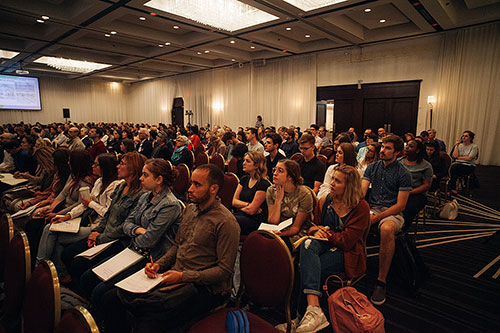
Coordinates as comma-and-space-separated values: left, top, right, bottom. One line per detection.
246, 127, 264, 153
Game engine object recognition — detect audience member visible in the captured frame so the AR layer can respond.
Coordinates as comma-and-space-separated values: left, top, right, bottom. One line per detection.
449, 130, 479, 194
357, 143, 381, 178
318, 142, 357, 199
427, 129, 446, 153
288, 165, 370, 333
281, 128, 300, 158
357, 133, 378, 161
264, 133, 285, 180
356, 128, 373, 153
246, 127, 264, 153
88, 127, 107, 160
80, 127, 92, 148
136, 128, 153, 158
267, 159, 314, 246
424, 140, 447, 192
297, 134, 326, 194
361, 135, 412, 305
209, 134, 226, 158
151, 131, 173, 160
171, 135, 192, 168
231, 143, 248, 179
399, 139, 433, 230
67, 127, 86, 151
232, 152, 270, 235
317, 126, 331, 149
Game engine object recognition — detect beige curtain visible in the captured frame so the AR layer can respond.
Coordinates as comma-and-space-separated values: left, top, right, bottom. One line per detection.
435, 22, 500, 165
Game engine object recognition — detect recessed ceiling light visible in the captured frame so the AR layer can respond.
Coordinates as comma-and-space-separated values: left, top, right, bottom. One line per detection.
41, 16, 50, 20
173, 25, 179, 29
36, 19, 45, 23
150, 12, 156, 16
110, 31, 117, 34
34, 56, 111, 73
204, 50, 210, 53
379, 19, 386, 23
250, 46, 255, 49
197, 52, 202, 55
139, 17, 146, 21
104, 34, 111, 37
165, 42, 171, 45
286, 27, 292, 31
230, 40, 235, 44
158, 44, 164, 47
231, 59, 236, 61
305, 34, 310, 38
364, 8, 371, 13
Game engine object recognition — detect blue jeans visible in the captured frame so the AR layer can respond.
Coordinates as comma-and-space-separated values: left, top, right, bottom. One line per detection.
298, 238, 344, 315
36, 224, 91, 276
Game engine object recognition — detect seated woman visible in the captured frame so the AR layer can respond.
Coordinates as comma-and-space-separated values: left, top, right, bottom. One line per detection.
318, 142, 357, 199
17, 149, 70, 213
63, 152, 146, 281
357, 142, 380, 178
25, 150, 93, 258
449, 130, 479, 194
208, 134, 226, 158
266, 159, 314, 246
171, 135, 192, 168
399, 139, 433, 229
120, 138, 136, 155
232, 152, 270, 235
36, 153, 121, 282
80, 158, 183, 314
424, 140, 447, 192
3, 146, 55, 212
283, 165, 369, 333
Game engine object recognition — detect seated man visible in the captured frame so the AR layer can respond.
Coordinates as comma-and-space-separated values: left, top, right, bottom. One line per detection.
297, 134, 325, 194
361, 135, 412, 305
102, 164, 240, 333
264, 133, 285, 180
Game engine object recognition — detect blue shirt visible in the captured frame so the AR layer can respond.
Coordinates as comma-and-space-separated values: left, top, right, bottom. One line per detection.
363, 160, 412, 208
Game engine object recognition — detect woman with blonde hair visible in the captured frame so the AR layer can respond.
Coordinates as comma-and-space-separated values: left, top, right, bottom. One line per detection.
232, 151, 271, 235
284, 164, 370, 333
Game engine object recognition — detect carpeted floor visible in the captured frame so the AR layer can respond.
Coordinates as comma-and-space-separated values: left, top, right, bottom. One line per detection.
260, 165, 500, 332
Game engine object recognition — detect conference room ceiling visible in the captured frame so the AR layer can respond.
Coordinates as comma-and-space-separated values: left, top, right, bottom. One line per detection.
0, 0, 499, 84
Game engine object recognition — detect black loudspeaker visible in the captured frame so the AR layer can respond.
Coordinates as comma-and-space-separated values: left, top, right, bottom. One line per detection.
63, 108, 70, 118
171, 98, 184, 128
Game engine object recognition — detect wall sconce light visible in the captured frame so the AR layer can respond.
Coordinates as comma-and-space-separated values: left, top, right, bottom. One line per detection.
427, 96, 436, 128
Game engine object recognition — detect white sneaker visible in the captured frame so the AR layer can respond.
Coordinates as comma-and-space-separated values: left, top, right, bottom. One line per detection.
275, 317, 299, 333
295, 305, 329, 333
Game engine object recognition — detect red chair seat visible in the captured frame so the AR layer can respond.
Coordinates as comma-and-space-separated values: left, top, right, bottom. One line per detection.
189, 308, 279, 333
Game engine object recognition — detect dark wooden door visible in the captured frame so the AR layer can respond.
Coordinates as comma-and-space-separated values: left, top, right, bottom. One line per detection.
317, 81, 421, 136
316, 102, 326, 127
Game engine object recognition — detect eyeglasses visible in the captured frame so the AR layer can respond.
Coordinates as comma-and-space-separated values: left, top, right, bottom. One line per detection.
272, 167, 285, 174
299, 145, 313, 151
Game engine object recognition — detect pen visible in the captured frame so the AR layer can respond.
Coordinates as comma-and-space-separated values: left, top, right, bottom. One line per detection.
150, 255, 157, 278
310, 221, 330, 233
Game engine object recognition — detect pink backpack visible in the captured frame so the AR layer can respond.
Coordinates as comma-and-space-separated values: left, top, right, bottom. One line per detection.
324, 276, 385, 333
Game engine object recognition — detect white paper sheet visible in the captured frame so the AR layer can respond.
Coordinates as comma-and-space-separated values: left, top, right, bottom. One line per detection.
115, 268, 163, 293
92, 248, 143, 281
10, 203, 38, 219
75, 240, 118, 259
0, 173, 28, 186
258, 217, 293, 231
48, 216, 81, 233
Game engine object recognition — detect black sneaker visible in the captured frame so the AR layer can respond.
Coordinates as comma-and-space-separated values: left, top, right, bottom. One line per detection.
370, 284, 386, 305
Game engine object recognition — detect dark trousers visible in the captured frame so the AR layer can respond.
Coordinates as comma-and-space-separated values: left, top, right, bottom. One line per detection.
449, 163, 475, 191
403, 193, 427, 231
103, 283, 225, 333
234, 213, 260, 236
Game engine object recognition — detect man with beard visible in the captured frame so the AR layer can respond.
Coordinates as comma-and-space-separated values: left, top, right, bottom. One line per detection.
102, 164, 240, 333
361, 135, 412, 305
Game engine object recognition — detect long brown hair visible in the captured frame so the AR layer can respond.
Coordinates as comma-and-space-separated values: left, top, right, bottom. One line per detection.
339, 142, 357, 167
122, 152, 147, 195
277, 159, 303, 186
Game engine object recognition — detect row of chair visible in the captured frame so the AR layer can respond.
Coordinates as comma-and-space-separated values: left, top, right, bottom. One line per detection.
0, 214, 99, 333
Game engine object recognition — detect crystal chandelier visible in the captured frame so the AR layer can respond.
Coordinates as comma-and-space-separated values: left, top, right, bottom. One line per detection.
282, 0, 347, 12
34, 56, 111, 73
144, 0, 279, 32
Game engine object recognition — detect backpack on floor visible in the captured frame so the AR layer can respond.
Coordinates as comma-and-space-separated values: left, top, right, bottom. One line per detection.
389, 232, 429, 296
439, 199, 459, 220
324, 275, 385, 333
